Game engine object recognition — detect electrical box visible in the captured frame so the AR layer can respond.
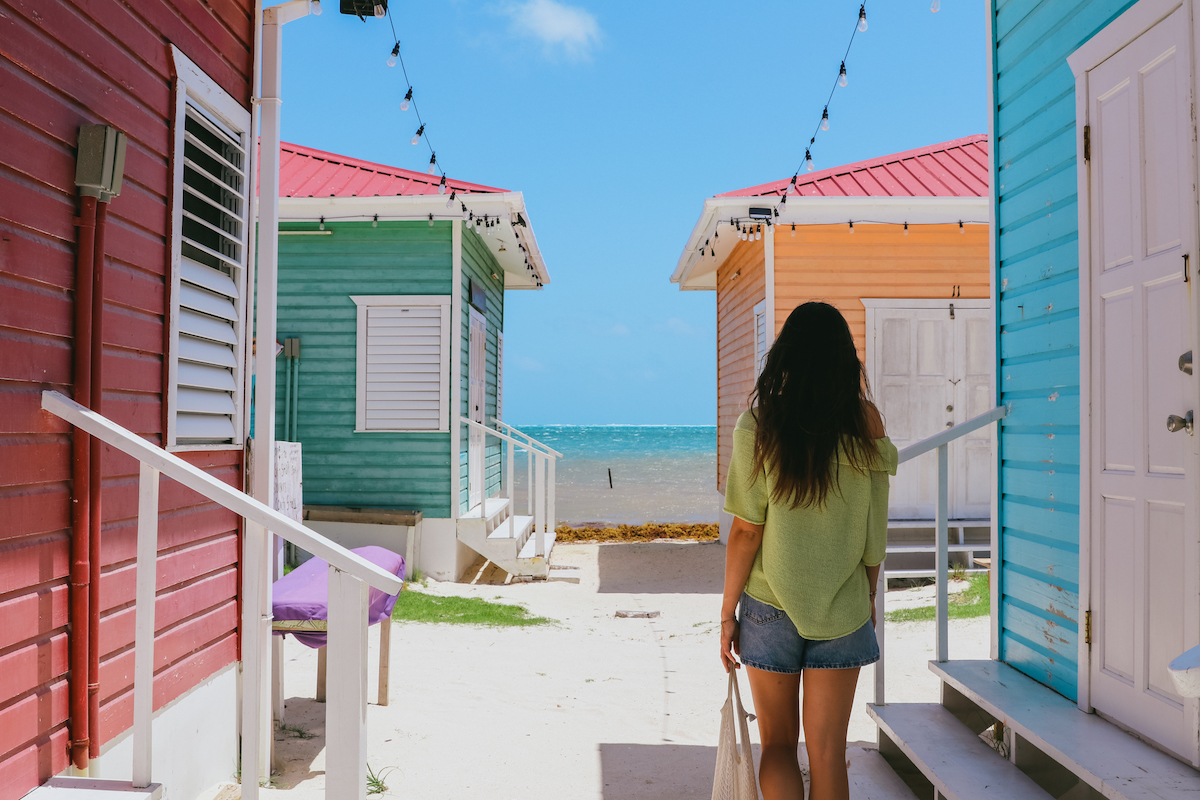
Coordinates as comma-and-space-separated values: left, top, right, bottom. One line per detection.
75, 125, 127, 200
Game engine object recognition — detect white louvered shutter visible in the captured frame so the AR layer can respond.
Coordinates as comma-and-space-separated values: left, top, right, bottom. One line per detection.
753, 300, 768, 377
364, 306, 446, 430
173, 102, 247, 445
496, 331, 503, 422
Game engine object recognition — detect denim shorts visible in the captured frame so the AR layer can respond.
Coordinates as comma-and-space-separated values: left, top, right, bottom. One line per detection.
737, 592, 880, 673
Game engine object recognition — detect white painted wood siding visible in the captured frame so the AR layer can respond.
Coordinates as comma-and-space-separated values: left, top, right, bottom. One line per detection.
352, 296, 451, 432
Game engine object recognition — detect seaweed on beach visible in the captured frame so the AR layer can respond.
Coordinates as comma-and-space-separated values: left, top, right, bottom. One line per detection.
555, 523, 719, 543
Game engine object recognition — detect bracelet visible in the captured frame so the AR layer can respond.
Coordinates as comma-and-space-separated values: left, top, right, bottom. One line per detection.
721, 618, 737, 624
869, 591, 877, 598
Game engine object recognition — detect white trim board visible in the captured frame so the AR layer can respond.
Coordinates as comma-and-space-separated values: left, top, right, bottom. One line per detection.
1067, 0, 1182, 76
861, 298, 990, 310
351, 295, 451, 434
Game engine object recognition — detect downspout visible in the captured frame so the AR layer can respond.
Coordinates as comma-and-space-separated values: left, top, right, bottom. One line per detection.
69, 193, 97, 771
87, 199, 109, 758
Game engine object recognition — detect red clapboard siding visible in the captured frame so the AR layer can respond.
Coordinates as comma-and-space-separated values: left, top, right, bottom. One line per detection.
0, 0, 252, 795
97, 633, 238, 745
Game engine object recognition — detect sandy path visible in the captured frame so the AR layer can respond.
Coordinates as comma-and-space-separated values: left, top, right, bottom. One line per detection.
261, 542, 988, 799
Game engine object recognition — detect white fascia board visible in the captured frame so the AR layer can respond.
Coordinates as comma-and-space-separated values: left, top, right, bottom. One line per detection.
671, 195, 991, 292
278, 193, 550, 291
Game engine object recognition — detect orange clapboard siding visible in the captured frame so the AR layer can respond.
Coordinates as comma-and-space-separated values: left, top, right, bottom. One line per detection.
773, 223, 989, 359
715, 239, 765, 495
714, 222, 989, 492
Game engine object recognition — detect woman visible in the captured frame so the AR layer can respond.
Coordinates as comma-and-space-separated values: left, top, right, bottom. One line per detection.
719, 302, 896, 800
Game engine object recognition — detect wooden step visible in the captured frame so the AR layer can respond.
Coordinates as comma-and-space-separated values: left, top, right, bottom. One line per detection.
843, 746, 921, 799
516, 523, 556, 561
23, 778, 163, 799
868, 703, 1054, 800
932, 660, 1200, 800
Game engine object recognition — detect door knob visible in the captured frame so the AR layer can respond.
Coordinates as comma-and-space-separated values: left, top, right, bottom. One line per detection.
946, 405, 954, 412
946, 421, 953, 428
1166, 411, 1194, 435
1181, 351, 1193, 376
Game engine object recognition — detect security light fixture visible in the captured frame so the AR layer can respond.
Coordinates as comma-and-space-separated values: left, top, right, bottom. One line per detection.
340, 0, 386, 18
748, 207, 773, 220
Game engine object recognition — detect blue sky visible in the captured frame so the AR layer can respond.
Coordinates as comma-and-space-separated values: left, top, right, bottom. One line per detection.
275, 0, 987, 425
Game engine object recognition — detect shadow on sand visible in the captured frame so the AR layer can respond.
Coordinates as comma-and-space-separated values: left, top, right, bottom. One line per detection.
596, 541, 724, 594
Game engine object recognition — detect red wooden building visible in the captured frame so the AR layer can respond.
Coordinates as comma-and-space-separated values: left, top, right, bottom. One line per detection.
0, 1, 256, 798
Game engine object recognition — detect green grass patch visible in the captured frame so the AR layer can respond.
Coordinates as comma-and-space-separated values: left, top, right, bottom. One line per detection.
885, 574, 989, 624
391, 591, 555, 627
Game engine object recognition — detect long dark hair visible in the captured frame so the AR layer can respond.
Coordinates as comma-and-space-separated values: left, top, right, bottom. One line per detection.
750, 301, 877, 509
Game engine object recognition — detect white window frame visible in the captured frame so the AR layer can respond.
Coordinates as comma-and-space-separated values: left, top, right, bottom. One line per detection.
753, 299, 768, 377
165, 45, 252, 451
352, 295, 452, 433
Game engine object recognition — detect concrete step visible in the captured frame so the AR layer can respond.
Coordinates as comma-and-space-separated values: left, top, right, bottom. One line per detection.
23, 778, 163, 799
868, 702, 1054, 800
933, 659, 1200, 800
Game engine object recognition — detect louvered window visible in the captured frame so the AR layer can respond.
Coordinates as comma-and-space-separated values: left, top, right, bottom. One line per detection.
352, 296, 452, 432
169, 100, 248, 445
753, 299, 768, 377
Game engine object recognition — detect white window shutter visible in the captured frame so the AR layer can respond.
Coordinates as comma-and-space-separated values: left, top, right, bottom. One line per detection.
353, 296, 451, 432
172, 99, 248, 445
753, 299, 768, 377
496, 331, 503, 422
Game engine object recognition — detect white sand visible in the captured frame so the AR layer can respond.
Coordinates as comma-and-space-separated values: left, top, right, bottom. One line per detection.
259, 542, 989, 799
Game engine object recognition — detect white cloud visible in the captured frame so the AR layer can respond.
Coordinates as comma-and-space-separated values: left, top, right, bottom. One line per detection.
506, 0, 600, 60
513, 355, 545, 371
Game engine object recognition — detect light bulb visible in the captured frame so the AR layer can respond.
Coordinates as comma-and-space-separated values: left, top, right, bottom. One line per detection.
372, 215, 378, 228
959, 221, 965, 234
438, 178, 447, 195
839, 62, 848, 87
805, 150, 814, 172
319, 217, 325, 231
791, 224, 796, 238
849, 221, 855, 234
428, 214, 434, 227
857, 6, 867, 31
903, 222, 909, 236
310, 0, 322, 15
446, 195, 454, 208
931, 0, 940, 10
411, 124, 424, 145
388, 43, 399, 67
821, 108, 829, 131
755, 229, 762, 241
374, 3, 385, 18
400, 88, 412, 112
428, 154, 437, 174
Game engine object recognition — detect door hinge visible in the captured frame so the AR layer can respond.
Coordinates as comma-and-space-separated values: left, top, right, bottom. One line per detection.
1084, 610, 1092, 646
1083, 125, 1091, 161
1184, 253, 1190, 283
949, 302, 956, 320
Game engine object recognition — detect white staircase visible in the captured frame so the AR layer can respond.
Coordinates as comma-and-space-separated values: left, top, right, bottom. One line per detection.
456, 419, 560, 579
871, 659, 1200, 800
456, 496, 554, 578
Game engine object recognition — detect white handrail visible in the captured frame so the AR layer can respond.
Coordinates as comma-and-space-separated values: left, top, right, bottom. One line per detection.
461, 416, 557, 557
43, 390, 398, 800
875, 404, 1007, 708
490, 417, 564, 458
43, 391, 402, 594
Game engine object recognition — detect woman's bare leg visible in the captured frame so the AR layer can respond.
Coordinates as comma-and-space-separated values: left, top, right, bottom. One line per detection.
800, 667, 860, 800
745, 665, 804, 800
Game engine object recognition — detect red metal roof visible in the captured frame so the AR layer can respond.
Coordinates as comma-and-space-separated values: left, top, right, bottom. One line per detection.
718, 134, 989, 199
278, 141, 508, 197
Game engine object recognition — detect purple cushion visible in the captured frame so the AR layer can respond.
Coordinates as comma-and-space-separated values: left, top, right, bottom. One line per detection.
272, 545, 406, 648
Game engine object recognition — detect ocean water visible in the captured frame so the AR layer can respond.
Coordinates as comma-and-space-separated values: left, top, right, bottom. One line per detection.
508, 426, 721, 526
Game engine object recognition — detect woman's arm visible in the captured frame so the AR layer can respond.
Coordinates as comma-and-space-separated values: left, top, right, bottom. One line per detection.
720, 515, 765, 671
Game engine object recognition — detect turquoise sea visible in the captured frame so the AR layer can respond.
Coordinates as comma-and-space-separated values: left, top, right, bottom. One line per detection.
510, 426, 721, 526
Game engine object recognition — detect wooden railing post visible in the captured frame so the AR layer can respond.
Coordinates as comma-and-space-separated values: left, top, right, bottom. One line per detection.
534, 452, 546, 556
547, 456, 556, 545
506, 439, 514, 501
526, 446, 533, 517
132, 462, 159, 789
936, 443, 949, 663
326, 566, 368, 800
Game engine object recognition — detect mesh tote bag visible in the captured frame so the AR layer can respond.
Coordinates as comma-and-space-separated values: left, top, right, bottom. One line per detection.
711, 670, 758, 800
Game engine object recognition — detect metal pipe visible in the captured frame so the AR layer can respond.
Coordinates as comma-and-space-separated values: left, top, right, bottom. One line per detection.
69, 194, 98, 770
87, 198, 108, 758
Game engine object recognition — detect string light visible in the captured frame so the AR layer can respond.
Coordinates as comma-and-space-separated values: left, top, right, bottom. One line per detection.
849, 221, 855, 234
388, 42, 400, 67
411, 124, 424, 145
904, 221, 909, 236
959, 220, 965, 234
427, 152, 437, 174
372, 214, 378, 228
437, 175, 446, 195
839, 62, 848, 87
310, 0, 321, 15
401, 87, 412, 111
857, 5, 868, 31
446, 190, 456, 208
428, 213, 434, 227
821, 107, 830, 131
791, 223, 796, 237
931, 0, 940, 9
805, 150, 814, 172
319, 216, 325, 231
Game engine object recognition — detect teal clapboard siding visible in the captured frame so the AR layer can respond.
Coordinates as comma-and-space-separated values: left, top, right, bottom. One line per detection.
991, 0, 1137, 700
458, 226, 506, 514
275, 220, 455, 518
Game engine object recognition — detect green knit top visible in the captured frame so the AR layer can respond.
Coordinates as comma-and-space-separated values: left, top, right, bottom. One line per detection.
724, 410, 898, 641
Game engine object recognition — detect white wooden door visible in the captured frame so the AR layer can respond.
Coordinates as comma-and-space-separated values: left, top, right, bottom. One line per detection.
868, 303, 992, 519
468, 307, 487, 510
1086, 6, 1199, 760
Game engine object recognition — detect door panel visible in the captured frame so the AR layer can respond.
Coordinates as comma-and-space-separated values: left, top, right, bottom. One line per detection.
468, 308, 486, 510
1087, 5, 1197, 760
871, 305, 993, 520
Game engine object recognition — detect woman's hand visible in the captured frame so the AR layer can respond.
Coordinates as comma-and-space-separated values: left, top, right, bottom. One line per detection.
720, 619, 741, 673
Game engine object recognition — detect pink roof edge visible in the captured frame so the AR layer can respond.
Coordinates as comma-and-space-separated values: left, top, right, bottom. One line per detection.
718, 134, 989, 199
278, 141, 509, 198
